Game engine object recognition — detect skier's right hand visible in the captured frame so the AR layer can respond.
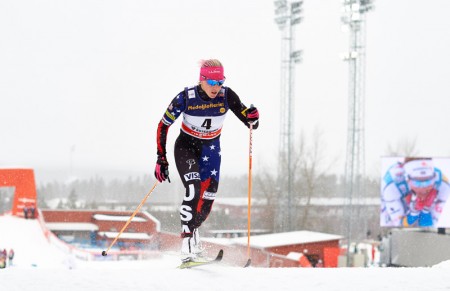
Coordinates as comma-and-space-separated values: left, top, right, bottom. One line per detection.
154, 155, 170, 183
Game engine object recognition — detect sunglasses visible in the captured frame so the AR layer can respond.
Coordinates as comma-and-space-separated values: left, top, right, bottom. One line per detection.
207, 79, 225, 86
201, 75, 225, 86
409, 178, 434, 188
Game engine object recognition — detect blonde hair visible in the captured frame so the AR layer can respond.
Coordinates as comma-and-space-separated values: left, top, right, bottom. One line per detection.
200, 59, 223, 68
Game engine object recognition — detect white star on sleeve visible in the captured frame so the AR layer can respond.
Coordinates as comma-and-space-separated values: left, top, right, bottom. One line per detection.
202, 156, 209, 161
210, 145, 215, 150
211, 169, 218, 176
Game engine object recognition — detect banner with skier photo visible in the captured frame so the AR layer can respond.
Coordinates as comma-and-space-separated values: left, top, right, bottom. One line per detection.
380, 157, 450, 228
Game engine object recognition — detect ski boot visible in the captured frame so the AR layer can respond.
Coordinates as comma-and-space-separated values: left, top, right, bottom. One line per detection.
180, 229, 205, 263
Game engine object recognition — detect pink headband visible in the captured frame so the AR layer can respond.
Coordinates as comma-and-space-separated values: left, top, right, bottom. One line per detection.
199, 66, 224, 81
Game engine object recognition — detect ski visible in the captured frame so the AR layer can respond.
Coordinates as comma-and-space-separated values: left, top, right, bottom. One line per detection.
178, 249, 223, 269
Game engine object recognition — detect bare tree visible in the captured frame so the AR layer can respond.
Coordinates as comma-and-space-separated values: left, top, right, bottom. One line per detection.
254, 169, 278, 232
296, 128, 338, 229
385, 136, 420, 157
257, 127, 338, 231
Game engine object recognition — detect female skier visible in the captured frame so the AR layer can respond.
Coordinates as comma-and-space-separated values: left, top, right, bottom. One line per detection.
154, 59, 259, 262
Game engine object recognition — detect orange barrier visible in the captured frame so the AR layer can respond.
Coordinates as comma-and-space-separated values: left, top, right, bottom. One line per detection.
299, 253, 313, 267
323, 247, 341, 268
0, 169, 37, 217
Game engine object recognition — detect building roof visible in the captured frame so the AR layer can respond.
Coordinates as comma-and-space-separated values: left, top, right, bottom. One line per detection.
232, 230, 343, 248
214, 197, 266, 206
209, 229, 269, 235
286, 252, 304, 261
46, 222, 99, 231
310, 197, 379, 206
214, 197, 379, 206
98, 231, 152, 240
92, 214, 146, 222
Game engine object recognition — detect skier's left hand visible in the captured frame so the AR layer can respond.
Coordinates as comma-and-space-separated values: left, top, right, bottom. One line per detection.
246, 106, 259, 123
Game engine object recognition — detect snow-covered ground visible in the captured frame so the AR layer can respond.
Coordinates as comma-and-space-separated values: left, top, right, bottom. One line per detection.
1, 214, 450, 291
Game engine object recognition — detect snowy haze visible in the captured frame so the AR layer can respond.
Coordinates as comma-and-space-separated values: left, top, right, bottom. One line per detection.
2, 0, 450, 183
1, 215, 450, 291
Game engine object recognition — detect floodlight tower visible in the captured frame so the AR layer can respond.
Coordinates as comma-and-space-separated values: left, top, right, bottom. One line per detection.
274, 0, 303, 232
341, 0, 373, 265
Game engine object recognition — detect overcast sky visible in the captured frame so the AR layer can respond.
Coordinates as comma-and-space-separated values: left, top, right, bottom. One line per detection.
1, 0, 450, 183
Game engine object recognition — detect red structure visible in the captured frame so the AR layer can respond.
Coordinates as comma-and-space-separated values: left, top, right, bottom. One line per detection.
230, 230, 343, 267
323, 247, 341, 268
41, 210, 160, 246
0, 169, 37, 217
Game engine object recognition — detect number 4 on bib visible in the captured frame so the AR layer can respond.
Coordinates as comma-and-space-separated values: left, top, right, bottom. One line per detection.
201, 118, 212, 129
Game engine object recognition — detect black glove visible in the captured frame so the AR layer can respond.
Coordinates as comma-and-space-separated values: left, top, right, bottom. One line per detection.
246, 106, 259, 123
154, 155, 170, 183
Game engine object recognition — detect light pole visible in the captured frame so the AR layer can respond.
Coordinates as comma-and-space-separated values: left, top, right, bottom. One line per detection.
274, 0, 303, 232
341, 0, 373, 266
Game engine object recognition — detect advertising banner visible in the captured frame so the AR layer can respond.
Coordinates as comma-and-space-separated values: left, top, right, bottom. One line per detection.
380, 157, 450, 228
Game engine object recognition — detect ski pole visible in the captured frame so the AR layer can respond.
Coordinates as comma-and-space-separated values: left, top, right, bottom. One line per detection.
102, 181, 159, 256
245, 120, 254, 268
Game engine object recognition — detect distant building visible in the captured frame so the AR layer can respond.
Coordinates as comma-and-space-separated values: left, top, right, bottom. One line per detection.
231, 231, 343, 267
41, 209, 160, 250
